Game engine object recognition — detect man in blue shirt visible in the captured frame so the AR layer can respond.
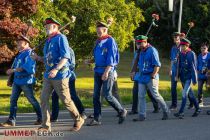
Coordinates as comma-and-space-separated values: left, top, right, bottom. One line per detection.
50, 47, 87, 121
132, 35, 169, 121
86, 21, 127, 126
0, 35, 42, 127
32, 17, 84, 131
130, 37, 159, 115
170, 32, 193, 110
197, 44, 210, 107
174, 38, 201, 119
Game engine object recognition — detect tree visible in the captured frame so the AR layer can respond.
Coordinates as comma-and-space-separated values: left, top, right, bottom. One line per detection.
0, 0, 39, 73
53, 0, 144, 60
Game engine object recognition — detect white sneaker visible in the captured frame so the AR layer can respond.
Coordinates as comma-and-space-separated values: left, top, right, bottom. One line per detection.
199, 102, 204, 107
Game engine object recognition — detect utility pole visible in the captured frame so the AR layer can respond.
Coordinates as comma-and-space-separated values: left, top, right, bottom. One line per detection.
178, 0, 184, 32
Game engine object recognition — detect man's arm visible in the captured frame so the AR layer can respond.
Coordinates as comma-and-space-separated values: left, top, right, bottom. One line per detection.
151, 66, 160, 79
48, 58, 68, 78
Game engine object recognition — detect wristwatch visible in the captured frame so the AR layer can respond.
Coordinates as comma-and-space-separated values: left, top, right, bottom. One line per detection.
13, 68, 16, 72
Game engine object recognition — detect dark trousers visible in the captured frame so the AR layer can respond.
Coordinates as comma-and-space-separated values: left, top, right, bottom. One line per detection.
51, 78, 85, 120
131, 81, 159, 112
198, 79, 207, 103
93, 72, 124, 121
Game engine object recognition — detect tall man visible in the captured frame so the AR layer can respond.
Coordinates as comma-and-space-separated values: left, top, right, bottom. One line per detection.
132, 35, 169, 121
0, 35, 42, 127
32, 17, 84, 131
197, 44, 210, 107
174, 38, 201, 119
86, 21, 127, 126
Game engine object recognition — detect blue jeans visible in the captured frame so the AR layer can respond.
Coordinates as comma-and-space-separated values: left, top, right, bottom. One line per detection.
131, 81, 159, 112
9, 84, 42, 123
51, 78, 85, 120
93, 72, 124, 121
171, 75, 193, 106
179, 80, 199, 113
138, 79, 169, 118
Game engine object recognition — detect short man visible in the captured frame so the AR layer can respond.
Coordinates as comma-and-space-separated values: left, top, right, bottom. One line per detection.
86, 21, 127, 126
51, 47, 87, 121
130, 36, 159, 115
170, 32, 193, 110
197, 44, 210, 107
174, 38, 201, 119
32, 17, 84, 131
0, 35, 42, 127
132, 35, 169, 121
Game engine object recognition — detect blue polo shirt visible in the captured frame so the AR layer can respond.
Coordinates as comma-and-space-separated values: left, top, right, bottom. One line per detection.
179, 50, 197, 84
43, 33, 71, 80
93, 36, 119, 73
138, 45, 161, 84
13, 49, 36, 85
197, 52, 210, 80
170, 44, 180, 78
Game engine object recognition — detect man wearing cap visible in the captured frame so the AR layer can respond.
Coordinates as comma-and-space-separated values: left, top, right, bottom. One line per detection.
174, 38, 201, 119
0, 35, 42, 127
130, 38, 159, 115
132, 35, 169, 121
32, 17, 84, 131
197, 44, 210, 107
85, 21, 127, 126
169, 32, 193, 110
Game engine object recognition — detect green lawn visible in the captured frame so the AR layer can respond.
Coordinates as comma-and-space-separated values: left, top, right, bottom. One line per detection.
0, 51, 209, 115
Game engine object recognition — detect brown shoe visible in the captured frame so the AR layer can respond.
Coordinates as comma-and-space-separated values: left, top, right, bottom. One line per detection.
70, 118, 84, 131
0, 120, 15, 127
37, 127, 51, 132
34, 119, 42, 125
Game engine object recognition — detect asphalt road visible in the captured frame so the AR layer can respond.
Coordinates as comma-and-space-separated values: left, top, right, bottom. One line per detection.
1, 99, 210, 140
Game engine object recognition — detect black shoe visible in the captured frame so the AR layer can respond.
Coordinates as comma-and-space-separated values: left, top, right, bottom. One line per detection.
152, 108, 160, 113
188, 104, 194, 109
169, 105, 177, 110
88, 114, 94, 119
133, 116, 146, 122
50, 118, 58, 122
192, 108, 201, 117
162, 112, 169, 120
0, 120, 15, 127
174, 112, 184, 119
118, 109, 127, 124
128, 111, 138, 115
34, 119, 42, 125
207, 110, 210, 115
86, 119, 101, 126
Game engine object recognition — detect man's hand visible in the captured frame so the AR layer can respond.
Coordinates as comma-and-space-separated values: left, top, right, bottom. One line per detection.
16, 68, 23, 72
48, 69, 58, 78
102, 72, 109, 81
6, 69, 14, 75
151, 73, 156, 79
130, 72, 135, 81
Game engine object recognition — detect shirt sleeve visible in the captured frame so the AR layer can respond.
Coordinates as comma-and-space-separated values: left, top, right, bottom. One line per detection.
151, 48, 161, 67
106, 38, 118, 66
58, 35, 71, 59
191, 52, 198, 84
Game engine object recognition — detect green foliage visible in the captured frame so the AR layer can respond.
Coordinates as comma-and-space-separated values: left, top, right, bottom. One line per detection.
134, 0, 210, 55
53, 0, 144, 59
